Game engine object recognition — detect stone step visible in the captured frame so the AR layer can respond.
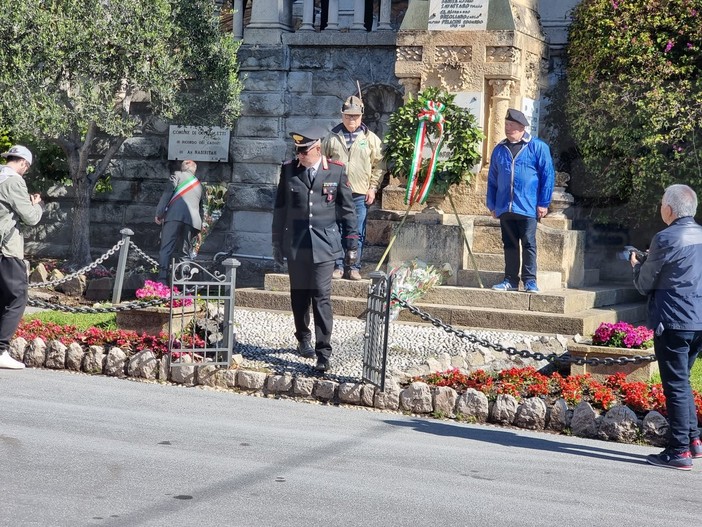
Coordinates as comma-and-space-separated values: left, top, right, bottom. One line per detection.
456, 269, 562, 290
260, 274, 644, 315
469, 252, 505, 272
235, 287, 647, 336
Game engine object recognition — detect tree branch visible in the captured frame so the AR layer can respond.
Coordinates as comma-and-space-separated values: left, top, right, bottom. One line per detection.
90, 136, 126, 188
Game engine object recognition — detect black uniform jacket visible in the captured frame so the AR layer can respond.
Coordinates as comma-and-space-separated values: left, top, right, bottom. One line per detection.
272, 156, 358, 264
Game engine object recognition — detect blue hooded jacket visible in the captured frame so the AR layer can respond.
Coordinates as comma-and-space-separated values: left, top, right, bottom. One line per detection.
486, 132, 555, 218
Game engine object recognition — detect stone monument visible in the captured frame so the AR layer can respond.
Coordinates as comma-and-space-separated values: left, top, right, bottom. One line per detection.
382, 0, 586, 289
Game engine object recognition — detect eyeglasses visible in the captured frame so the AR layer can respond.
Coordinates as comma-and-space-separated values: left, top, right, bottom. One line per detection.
297, 146, 319, 156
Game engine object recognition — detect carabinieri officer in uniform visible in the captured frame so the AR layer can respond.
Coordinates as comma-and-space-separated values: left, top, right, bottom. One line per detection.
272, 125, 358, 372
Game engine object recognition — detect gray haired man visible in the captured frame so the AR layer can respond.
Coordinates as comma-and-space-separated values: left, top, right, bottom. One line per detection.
155, 160, 203, 283
631, 184, 702, 470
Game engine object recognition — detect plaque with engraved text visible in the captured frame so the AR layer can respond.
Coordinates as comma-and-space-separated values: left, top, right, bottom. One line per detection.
428, 0, 490, 31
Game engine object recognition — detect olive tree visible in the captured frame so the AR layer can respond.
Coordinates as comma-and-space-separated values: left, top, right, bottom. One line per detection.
566, 0, 702, 225
0, 0, 242, 265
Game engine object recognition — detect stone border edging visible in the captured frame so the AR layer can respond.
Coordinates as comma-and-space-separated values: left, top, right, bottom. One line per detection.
8, 336, 670, 447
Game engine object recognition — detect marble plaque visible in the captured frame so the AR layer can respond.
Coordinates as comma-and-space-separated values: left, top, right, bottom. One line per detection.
428, 0, 490, 31
168, 125, 230, 162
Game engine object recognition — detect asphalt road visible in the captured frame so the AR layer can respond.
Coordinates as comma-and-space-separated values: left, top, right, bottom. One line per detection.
1, 369, 700, 527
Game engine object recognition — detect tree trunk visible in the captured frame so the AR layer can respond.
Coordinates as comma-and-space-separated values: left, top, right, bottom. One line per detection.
70, 171, 93, 266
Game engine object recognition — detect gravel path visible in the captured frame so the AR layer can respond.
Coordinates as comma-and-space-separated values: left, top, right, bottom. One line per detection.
233, 308, 558, 384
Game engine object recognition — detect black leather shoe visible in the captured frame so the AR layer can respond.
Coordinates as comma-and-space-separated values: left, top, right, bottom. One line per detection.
315, 357, 331, 372
297, 340, 316, 359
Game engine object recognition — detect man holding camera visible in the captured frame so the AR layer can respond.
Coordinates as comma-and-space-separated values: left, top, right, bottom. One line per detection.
0, 145, 43, 370
631, 184, 702, 470
272, 125, 358, 372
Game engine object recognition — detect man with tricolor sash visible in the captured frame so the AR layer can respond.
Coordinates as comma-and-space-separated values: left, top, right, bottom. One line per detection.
155, 159, 203, 283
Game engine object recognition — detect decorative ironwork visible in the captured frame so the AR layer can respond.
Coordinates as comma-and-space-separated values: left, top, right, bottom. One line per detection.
168, 258, 240, 370
362, 272, 393, 391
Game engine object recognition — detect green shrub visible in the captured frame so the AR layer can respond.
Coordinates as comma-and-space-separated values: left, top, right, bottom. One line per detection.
566, 0, 702, 225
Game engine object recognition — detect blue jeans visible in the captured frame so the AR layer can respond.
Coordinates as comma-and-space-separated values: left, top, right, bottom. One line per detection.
654, 330, 702, 453
336, 193, 367, 271
499, 212, 537, 285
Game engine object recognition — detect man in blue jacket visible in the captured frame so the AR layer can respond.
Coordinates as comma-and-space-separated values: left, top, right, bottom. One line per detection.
632, 184, 702, 470
486, 109, 555, 293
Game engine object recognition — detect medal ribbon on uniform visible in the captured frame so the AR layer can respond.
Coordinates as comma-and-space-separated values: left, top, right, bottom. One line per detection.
404, 100, 446, 205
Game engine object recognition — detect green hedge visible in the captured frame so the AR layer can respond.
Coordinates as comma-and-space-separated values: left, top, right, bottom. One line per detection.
566, 0, 702, 225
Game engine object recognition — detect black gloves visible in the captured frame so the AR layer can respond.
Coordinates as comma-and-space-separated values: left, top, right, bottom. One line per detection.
272, 244, 285, 266
344, 249, 358, 267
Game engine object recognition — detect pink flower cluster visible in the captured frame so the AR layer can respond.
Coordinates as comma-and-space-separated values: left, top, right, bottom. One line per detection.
592, 321, 654, 349
136, 280, 193, 308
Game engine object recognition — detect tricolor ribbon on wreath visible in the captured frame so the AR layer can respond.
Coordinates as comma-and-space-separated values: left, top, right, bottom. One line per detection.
404, 100, 446, 205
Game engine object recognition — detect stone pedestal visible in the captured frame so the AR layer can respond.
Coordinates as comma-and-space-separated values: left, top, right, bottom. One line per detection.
388, 222, 470, 285
116, 305, 199, 337
567, 342, 658, 383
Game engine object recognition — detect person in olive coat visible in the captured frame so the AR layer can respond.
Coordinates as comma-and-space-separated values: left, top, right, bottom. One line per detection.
272, 125, 358, 372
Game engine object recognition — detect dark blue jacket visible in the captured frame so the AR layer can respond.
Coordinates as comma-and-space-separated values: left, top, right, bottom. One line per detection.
633, 216, 702, 331
486, 132, 555, 218
272, 157, 358, 264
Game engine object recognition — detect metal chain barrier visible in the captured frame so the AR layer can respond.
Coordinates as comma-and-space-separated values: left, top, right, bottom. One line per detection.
28, 239, 126, 289
128, 241, 160, 269
392, 295, 657, 366
27, 230, 166, 313
27, 297, 167, 313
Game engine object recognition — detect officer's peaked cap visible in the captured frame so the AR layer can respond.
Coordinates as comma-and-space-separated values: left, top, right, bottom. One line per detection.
289, 124, 329, 149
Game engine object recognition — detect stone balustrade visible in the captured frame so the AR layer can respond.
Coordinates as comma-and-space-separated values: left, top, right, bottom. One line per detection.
232, 0, 396, 42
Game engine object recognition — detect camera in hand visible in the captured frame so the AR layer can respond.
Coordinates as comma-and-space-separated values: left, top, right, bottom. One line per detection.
627, 246, 647, 263
617, 245, 647, 263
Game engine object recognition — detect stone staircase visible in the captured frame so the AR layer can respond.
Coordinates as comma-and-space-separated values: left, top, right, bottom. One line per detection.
235, 273, 646, 336
235, 205, 647, 337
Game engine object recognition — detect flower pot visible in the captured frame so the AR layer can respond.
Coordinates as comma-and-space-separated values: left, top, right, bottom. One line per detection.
116, 305, 200, 337
567, 342, 658, 383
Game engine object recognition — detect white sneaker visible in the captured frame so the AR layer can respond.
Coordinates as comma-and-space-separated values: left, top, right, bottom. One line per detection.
0, 351, 25, 369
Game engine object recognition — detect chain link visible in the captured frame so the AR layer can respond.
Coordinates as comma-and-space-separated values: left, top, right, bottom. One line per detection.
27, 297, 167, 313
129, 241, 159, 268
28, 239, 126, 289
391, 295, 657, 366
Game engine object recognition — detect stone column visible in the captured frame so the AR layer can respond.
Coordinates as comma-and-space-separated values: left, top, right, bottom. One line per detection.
299, 0, 315, 31
232, 0, 244, 40
244, 0, 293, 44
326, 0, 340, 30
398, 77, 421, 102
351, 0, 366, 31
487, 79, 514, 161
377, 0, 392, 30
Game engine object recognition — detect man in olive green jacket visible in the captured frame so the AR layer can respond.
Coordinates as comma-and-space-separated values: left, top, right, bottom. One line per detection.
322, 95, 384, 281
0, 145, 43, 369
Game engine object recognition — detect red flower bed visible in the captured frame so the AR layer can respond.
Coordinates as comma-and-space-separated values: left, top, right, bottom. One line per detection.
15, 319, 205, 358
414, 367, 702, 424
